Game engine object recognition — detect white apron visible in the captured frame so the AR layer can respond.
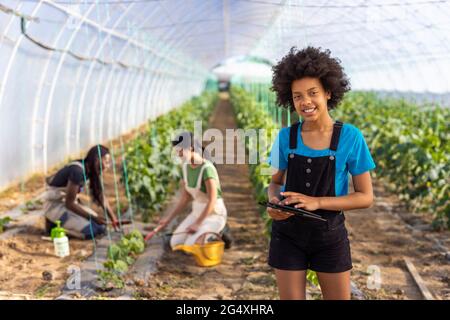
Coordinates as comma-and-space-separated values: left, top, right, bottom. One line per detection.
170, 161, 227, 249
43, 162, 99, 239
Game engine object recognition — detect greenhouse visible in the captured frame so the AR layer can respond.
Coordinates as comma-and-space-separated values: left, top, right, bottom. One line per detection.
0, 0, 448, 302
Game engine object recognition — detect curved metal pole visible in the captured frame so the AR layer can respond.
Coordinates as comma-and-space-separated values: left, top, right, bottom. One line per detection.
29, 1, 98, 173
89, 4, 136, 143
0, 2, 43, 175
96, 4, 161, 141
41, 0, 195, 68
41, 4, 99, 173
77, 1, 208, 152
126, 1, 211, 127
0, 1, 24, 51
66, 5, 133, 154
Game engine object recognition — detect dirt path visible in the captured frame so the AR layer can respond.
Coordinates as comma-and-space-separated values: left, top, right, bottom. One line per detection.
348, 181, 450, 300
138, 95, 279, 300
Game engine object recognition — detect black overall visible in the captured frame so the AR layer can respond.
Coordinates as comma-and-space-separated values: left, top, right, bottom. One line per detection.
268, 121, 352, 273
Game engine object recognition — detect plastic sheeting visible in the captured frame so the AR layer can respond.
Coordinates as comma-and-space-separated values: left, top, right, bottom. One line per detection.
1, 0, 450, 189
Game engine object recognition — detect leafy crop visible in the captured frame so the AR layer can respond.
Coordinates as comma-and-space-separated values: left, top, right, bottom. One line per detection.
333, 92, 449, 229
0, 216, 12, 233
97, 229, 145, 290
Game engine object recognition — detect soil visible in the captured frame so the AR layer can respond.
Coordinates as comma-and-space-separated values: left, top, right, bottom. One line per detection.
0, 225, 93, 299
348, 181, 450, 300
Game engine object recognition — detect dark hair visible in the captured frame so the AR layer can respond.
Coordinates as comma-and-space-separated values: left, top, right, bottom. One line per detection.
172, 131, 215, 166
271, 46, 351, 111
83, 145, 110, 206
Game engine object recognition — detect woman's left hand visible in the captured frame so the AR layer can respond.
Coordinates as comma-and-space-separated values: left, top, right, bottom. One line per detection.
186, 221, 202, 234
111, 219, 120, 232
280, 192, 321, 211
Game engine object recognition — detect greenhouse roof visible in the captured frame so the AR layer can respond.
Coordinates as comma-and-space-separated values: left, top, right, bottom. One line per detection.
2, 0, 450, 92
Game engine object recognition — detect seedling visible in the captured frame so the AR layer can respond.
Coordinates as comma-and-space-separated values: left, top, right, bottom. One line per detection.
97, 229, 146, 290
0, 216, 12, 233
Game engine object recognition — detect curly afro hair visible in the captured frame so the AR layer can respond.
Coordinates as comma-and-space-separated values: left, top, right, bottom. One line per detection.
271, 46, 351, 111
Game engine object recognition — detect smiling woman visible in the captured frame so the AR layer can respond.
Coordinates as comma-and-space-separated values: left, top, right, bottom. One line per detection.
272, 46, 351, 113
266, 46, 375, 300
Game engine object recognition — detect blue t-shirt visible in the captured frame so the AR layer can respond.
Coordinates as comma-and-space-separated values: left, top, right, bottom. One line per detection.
267, 122, 376, 197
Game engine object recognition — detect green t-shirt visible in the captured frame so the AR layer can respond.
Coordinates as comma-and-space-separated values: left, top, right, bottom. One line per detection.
185, 162, 223, 198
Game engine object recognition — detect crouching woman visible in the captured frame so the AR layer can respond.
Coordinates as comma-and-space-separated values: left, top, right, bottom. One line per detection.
44, 145, 119, 239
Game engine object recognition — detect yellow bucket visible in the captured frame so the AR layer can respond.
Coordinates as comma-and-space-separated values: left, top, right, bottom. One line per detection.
173, 232, 225, 267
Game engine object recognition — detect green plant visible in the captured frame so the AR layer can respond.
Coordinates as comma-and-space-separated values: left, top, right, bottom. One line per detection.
333, 92, 449, 229
20, 199, 43, 214
34, 283, 53, 298
306, 269, 319, 287
0, 216, 12, 233
97, 229, 146, 290
97, 270, 125, 290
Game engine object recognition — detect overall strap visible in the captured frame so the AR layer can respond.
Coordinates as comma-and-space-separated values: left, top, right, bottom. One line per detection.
182, 163, 188, 184
67, 161, 84, 170
196, 162, 215, 190
289, 122, 301, 149
329, 121, 343, 151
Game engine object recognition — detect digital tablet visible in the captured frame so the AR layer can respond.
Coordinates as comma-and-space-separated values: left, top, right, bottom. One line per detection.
258, 201, 327, 222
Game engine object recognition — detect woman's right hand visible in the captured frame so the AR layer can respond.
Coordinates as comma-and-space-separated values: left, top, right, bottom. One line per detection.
94, 216, 107, 225
267, 197, 294, 221
157, 216, 170, 229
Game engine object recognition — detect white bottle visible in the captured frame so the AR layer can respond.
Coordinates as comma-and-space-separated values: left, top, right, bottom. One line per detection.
51, 220, 70, 258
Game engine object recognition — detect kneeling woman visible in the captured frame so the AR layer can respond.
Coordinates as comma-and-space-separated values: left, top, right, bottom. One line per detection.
154, 132, 228, 249
44, 145, 119, 239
